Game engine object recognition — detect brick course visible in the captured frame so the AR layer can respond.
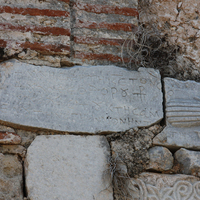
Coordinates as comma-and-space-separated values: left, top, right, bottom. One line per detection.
0, 0, 138, 67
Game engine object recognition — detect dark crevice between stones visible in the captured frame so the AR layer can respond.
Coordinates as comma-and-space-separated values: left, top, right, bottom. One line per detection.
160, 74, 166, 127
22, 161, 28, 199
69, 0, 75, 59
105, 139, 115, 200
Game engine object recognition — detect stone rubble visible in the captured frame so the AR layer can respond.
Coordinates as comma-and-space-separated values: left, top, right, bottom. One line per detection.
147, 146, 174, 172
0, 153, 23, 200
0, 132, 21, 144
0, 145, 26, 158
175, 148, 200, 176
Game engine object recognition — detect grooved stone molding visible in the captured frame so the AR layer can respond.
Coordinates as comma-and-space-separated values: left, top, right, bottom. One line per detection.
154, 78, 200, 149
25, 135, 113, 200
129, 172, 200, 199
0, 59, 163, 133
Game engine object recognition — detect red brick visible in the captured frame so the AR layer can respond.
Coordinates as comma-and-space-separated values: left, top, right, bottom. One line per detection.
76, 20, 136, 32
0, 23, 71, 36
19, 41, 70, 54
59, 0, 70, 3
74, 36, 135, 46
74, 2, 139, 17
0, 39, 7, 47
74, 36, 127, 46
74, 52, 131, 63
0, 6, 70, 17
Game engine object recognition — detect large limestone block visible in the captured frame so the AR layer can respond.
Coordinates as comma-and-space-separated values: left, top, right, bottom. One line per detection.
154, 78, 200, 149
25, 135, 113, 200
0, 59, 163, 133
129, 172, 200, 199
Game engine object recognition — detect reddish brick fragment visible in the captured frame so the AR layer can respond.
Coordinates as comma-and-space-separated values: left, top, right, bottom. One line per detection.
74, 2, 139, 17
0, 6, 70, 17
74, 52, 132, 63
59, 0, 70, 3
0, 39, 7, 48
76, 20, 135, 32
74, 36, 125, 46
0, 23, 70, 36
74, 36, 135, 46
0, 132, 21, 144
19, 41, 70, 54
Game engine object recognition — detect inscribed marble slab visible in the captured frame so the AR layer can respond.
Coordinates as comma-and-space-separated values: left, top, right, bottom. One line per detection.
0, 59, 163, 133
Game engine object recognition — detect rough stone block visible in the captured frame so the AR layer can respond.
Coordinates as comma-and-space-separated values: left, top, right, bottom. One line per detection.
0, 59, 163, 133
129, 172, 200, 199
0, 145, 26, 158
154, 78, 200, 150
147, 146, 174, 171
25, 135, 113, 200
175, 148, 200, 176
0, 132, 21, 144
0, 153, 23, 200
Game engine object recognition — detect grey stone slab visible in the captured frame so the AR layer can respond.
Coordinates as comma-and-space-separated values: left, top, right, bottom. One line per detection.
147, 146, 174, 171
0, 59, 163, 133
154, 78, 200, 150
25, 135, 113, 200
175, 148, 200, 176
128, 172, 200, 200
153, 126, 200, 150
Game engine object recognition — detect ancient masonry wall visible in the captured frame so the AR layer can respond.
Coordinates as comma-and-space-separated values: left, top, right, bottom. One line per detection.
0, 0, 200, 200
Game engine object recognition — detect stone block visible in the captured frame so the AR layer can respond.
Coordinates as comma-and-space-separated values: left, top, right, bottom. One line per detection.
129, 172, 200, 199
0, 145, 26, 158
175, 148, 200, 176
154, 78, 200, 150
0, 132, 21, 144
147, 146, 174, 171
25, 135, 113, 200
0, 153, 23, 200
0, 59, 163, 133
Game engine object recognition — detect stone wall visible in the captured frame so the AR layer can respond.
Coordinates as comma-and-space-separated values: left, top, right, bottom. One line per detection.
1, 0, 200, 200
0, 0, 138, 67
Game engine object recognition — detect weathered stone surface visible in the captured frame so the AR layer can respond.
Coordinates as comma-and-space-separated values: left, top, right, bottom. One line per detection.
129, 172, 200, 199
0, 124, 21, 144
139, 0, 200, 79
0, 145, 26, 158
0, 59, 163, 133
147, 146, 174, 171
0, 132, 21, 144
25, 135, 113, 200
0, 125, 15, 132
108, 127, 155, 177
154, 78, 200, 150
15, 130, 38, 148
175, 148, 200, 176
0, 153, 23, 200
153, 127, 200, 150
